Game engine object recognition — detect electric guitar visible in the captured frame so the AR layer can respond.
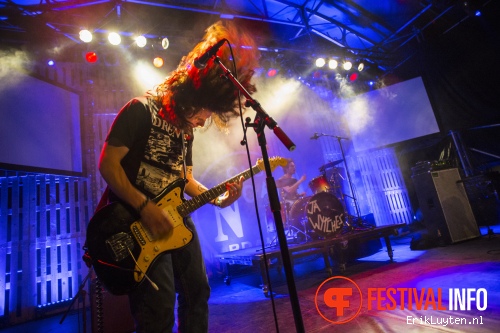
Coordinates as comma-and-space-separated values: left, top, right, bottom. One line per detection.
85, 157, 287, 295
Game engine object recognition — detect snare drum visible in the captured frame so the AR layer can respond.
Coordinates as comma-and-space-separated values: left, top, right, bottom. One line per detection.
308, 175, 330, 194
289, 192, 344, 237
289, 197, 313, 232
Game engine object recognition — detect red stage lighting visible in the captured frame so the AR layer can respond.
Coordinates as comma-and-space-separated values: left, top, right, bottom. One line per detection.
349, 72, 358, 82
85, 52, 98, 63
267, 68, 278, 77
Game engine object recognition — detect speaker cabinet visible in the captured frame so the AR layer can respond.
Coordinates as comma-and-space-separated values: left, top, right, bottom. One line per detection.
412, 168, 480, 244
90, 277, 135, 333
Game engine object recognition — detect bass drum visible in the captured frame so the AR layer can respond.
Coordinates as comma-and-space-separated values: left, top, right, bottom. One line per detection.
289, 192, 345, 238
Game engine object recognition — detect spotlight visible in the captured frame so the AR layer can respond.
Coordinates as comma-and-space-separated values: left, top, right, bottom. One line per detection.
343, 61, 352, 70
79, 29, 93, 43
267, 68, 278, 77
85, 51, 98, 63
161, 37, 169, 50
153, 56, 164, 68
135, 35, 147, 48
47, 60, 55, 66
357, 62, 365, 71
315, 57, 325, 68
349, 72, 358, 81
328, 59, 338, 69
108, 32, 121, 46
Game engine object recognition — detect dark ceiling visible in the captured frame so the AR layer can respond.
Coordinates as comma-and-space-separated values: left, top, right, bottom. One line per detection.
0, 0, 494, 78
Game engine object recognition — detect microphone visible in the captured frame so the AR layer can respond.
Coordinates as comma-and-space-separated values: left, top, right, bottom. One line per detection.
194, 39, 227, 69
310, 133, 321, 140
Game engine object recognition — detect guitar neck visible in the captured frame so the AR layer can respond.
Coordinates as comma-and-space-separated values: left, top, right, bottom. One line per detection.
177, 164, 261, 217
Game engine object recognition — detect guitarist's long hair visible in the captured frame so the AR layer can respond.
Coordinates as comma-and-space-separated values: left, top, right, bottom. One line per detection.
155, 21, 260, 133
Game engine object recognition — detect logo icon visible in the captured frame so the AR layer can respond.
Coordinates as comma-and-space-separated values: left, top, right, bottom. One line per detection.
315, 276, 363, 324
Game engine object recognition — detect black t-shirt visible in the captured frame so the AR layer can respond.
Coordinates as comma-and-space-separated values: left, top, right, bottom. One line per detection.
106, 95, 193, 199
277, 177, 300, 201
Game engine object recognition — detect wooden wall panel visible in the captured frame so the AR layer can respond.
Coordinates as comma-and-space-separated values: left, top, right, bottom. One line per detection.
0, 175, 92, 325
357, 148, 413, 226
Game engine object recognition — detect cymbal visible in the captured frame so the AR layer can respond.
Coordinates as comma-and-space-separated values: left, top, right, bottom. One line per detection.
319, 159, 343, 172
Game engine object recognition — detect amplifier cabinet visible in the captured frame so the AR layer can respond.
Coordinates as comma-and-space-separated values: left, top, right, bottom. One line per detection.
412, 168, 480, 244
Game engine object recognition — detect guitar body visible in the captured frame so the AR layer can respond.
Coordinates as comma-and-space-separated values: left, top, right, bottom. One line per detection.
86, 180, 193, 295
85, 157, 288, 295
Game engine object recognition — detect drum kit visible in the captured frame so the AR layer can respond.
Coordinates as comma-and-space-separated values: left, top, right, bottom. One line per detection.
266, 159, 358, 244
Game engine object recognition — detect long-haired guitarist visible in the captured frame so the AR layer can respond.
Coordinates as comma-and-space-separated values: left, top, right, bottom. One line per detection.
96, 21, 259, 333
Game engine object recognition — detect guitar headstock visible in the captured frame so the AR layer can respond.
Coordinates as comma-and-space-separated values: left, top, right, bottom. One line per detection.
256, 156, 288, 172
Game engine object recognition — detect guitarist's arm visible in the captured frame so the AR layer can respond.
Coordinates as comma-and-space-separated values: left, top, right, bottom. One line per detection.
182, 166, 243, 208
99, 142, 174, 237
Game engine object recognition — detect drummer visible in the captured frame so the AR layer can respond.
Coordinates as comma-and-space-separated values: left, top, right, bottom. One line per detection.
276, 159, 307, 207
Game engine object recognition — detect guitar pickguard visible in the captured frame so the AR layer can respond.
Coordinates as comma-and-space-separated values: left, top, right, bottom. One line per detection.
130, 186, 193, 282
105, 232, 135, 262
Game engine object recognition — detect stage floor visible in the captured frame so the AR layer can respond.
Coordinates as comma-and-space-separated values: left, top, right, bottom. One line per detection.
1, 225, 499, 333
216, 223, 406, 296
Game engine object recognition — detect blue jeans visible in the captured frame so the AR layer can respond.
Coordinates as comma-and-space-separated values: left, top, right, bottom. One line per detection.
128, 217, 210, 333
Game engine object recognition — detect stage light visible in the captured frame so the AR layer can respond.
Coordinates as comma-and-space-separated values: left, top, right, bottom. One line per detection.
135, 35, 147, 48
349, 72, 358, 81
85, 51, 98, 63
161, 37, 169, 50
358, 62, 365, 71
108, 32, 121, 46
133, 62, 165, 91
328, 59, 338, 69
47, 60, 55, 66
343, 61, 352, 70
315, 57, 326, 68
153, 56, 164, 68
79, 29, 92, 43
267, 68, 278, 77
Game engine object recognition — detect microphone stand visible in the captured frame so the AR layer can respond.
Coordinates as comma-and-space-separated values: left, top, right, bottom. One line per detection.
214, 56, 304, 333
60, 268, 92, 331
315, 133, 361, 223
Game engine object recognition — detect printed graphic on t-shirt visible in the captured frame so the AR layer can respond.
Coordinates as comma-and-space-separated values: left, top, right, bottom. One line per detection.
136, 114, 185, 196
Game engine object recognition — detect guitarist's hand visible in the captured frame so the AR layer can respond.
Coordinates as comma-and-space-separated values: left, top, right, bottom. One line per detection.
139, 202, 174, 239
219, 176, 244, 208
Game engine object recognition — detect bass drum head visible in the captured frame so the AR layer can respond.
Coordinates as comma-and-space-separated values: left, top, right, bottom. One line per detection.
305, 192, 344, 237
